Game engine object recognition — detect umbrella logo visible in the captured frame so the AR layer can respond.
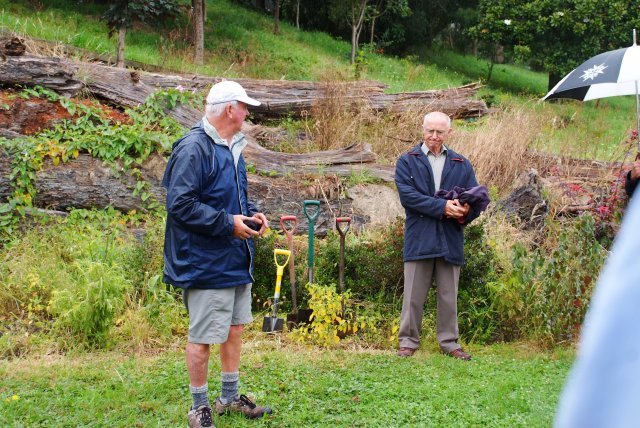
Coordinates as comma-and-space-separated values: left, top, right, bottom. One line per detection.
580, 63, 608, 81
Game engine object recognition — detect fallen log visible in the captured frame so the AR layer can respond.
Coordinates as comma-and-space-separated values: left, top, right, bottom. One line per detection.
0, 54, 487, 120
0, 87, 395, 181
0, 55, 82, 96
0, 149, 370, 235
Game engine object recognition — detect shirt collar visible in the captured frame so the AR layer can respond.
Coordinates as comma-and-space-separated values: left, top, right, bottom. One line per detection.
421, 142, 448, 157
202, 115, 244, 147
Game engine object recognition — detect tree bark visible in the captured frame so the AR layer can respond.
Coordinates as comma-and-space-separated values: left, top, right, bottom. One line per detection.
295, 0, 300, 29
273, 0, 280, 34
116, 26, 126, 68
193, 0, 205, 65
0, 55, 82, 97
350, 0, 368, 64
0, 55, 488, 120
0, 149, 373, 235
369, 16, 376, 46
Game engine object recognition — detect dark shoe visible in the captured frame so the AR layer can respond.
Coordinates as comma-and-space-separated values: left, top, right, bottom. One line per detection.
215, 394, 272, 419
397, 347, 416, 357
447, 348, 472, 361
187, 404, 215, 428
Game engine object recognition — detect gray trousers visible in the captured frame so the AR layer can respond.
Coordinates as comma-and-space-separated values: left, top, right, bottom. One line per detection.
398, 258, 461, 353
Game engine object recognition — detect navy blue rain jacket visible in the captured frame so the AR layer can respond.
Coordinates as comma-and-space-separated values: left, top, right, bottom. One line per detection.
162, 122, 258, 289
395, 144, 480, 265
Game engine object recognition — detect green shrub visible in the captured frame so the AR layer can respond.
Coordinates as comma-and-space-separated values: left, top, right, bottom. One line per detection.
313, 220, 405, 301
49, 259, 131, 347
458, 222, 501, 343
0, 209, 186, 353
491, 214, 607, 347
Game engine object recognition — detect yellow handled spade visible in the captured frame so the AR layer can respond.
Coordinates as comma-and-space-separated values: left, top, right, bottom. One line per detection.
262, 248, 291, 332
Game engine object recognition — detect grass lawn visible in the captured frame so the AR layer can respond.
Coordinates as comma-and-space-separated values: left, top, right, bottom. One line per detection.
0, 332, 573, 428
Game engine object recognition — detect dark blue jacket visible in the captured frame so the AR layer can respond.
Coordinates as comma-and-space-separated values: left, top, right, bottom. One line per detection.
395, 144, 480, 265
162, 121, 258, 289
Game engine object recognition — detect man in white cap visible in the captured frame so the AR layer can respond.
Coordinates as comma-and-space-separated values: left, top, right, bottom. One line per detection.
162, 80, 270, 428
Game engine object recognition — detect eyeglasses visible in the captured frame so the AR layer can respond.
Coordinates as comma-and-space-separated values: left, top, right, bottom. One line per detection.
423, 128, 447, 136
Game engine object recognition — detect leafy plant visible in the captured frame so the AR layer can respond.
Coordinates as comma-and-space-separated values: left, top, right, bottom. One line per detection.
0, 86, 198, 243
458, 222, 501, 343
313, 220, 405, 300
49, 259, 131, 347
289, 282, 381, 347
491, 214, 607, 346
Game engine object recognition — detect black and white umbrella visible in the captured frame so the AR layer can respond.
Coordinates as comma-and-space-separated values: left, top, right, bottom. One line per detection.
543, 30, 640, 149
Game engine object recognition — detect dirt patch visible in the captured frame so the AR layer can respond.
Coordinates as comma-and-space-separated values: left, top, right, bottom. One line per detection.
347, 184, 404, 225
0, 89, 129, 136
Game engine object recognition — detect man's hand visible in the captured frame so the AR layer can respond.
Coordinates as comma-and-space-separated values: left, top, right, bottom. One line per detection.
233, 215, 261, 240
251, 212, 269, 236
630, 161, 640, 181
444, 199, 467, 219
454, 199, 470, 217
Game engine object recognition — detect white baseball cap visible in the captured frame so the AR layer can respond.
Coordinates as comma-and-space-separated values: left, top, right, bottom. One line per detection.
206, 80, 261, 107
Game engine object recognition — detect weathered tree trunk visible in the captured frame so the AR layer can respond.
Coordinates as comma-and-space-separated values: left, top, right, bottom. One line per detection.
349, 0, 368, 65
0, 55, 488, 120
273, 0, 280, 34
295, 0, 300, 29
192, 0, 204, 65
369, 16, 376, 46
0, 149, 369, 235
116, 27, 126, 68
0, 55, 82, 97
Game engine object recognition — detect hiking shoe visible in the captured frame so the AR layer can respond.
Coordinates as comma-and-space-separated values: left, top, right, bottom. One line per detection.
215, 394, 272, 419
187, 404, 214, 428
447, 348, 472, 361
397, 347, 416, 357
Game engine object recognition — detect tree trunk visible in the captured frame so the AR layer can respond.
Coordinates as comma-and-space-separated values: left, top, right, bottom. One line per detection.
349, 0, 368, 65
193, 0, 205, 65
369, 16, 376, 46
351, 24, 358, 64
295, 0, 300, 29
0, 55, 489, 121
273, 0, 280, 34
0, 55, 82, 96
116, 26, 126, 68
0, 148, 381, 235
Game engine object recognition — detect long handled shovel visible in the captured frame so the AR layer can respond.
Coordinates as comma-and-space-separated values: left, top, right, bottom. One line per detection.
280, 216, 298, 314
280, 215, 311, 328
262, 249, 291, 333
336, 217, 351, 294
303, 200, 320, 284
336, 217, 351, 316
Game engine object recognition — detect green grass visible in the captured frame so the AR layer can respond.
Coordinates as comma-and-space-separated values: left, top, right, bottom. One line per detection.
0, 0, 459, 90
419, 48, 549, 96
0, 340, 572, 427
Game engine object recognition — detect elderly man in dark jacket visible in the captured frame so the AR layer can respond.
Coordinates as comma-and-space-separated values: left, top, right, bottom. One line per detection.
163, 81, 271, 428
625, 159, 640, 197
395, 111, 483, 360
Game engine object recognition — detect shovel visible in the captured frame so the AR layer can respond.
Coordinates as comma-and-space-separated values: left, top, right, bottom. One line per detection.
336, 217, 351, 294
303, 200, 321, 284
280, 215, 313, 329
336, 217, 351, 317
262, 248, 291, 333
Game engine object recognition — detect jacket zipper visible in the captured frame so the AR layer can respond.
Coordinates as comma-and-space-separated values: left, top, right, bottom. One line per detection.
231, 140, 255, 284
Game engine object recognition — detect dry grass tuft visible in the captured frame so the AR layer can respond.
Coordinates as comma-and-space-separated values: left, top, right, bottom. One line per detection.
307, 79, 371, 152
305, 79, 432, 163
451, 106, 546, 193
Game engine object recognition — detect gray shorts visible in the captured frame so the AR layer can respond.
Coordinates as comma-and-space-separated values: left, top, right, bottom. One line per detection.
183, 284, 254, 344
